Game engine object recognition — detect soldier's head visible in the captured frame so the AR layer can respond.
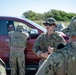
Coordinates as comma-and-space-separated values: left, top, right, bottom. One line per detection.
16, 24, 24, 32
7, 21, 14, 32
62, 16, 76, 41
43, 18, 57, 32
8, 24, 14, 32
43, 18, 56, 27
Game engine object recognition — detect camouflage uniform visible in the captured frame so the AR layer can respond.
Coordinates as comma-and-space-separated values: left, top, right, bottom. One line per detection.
8, 24, 29, 75
0, 58, 7, 75
33, 18, 66, 67
36, 42, 76, 75
35, 16, 76, 75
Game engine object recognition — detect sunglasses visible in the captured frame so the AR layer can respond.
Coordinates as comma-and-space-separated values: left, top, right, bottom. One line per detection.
44, 23, 56, 26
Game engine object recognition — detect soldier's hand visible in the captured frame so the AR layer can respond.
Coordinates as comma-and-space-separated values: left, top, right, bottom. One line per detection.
48, 46, 54, 54
40, 52, 49, 59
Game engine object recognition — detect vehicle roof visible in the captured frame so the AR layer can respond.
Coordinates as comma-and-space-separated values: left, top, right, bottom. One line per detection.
0, 16, 47, 33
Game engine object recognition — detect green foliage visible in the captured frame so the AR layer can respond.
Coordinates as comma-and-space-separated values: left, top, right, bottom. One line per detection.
23, 9, 76, 22
23, 10, 43, 21
23, 10, 36, 20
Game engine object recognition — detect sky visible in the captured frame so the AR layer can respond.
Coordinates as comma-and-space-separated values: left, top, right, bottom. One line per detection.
0, 0, 76, 17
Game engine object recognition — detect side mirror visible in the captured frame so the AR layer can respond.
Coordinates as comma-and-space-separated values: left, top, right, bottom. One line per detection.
30, 29, 39, 38
30, 29, 39, 34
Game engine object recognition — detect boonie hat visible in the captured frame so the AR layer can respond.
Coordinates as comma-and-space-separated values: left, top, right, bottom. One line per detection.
16, 24, 24, 32
62, 16, 76, 36
43, 18, 56, 26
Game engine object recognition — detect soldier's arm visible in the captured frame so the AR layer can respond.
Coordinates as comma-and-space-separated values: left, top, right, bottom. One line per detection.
36, 54, 54, 75
33, 33, 49, 58
8, 32, 12, 47
23, 32, 29, 41
32, 37, 43, 57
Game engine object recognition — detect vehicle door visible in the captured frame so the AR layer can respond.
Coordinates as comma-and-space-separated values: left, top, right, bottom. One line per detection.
0, 20, 10, 63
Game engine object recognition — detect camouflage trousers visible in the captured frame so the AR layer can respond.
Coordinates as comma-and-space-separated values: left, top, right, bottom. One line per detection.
9, 51, 25, 75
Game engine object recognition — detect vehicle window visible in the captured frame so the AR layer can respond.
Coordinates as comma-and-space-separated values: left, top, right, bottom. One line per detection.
14, 21, 33, 33
0, 20, 8, 35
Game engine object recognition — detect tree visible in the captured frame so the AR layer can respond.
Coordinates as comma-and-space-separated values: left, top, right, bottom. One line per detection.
23, 10, 36, 20
23, 9, 76, 22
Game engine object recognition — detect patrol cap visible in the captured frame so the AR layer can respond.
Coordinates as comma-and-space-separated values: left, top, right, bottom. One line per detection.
16, 24, 24, 32
43, 18, 56, 26
62, 16, 76, 36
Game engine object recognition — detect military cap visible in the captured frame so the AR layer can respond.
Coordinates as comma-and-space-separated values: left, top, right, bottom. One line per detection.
43, 18, 56, 26
16, 24, 24, 32
62, 16, 76, 36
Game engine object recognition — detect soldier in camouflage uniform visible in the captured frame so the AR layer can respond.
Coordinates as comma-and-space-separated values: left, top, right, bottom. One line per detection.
0, 58, 7, 75
35, 16, 76, 75
33, 18, 66, 67
8, 24, 29, 75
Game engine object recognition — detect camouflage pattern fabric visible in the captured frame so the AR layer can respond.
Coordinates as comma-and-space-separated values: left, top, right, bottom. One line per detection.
35, 52, 65, 75
9, 51, 25, 75
8, 30, 29, 75
9, 31, 28, 48
35, 41, 76, 75
16, 24, 24, 32
36, 16, 76, 75
33, 32, 66, 57
62, 16, 76, 36
11, 35, 25, 47
59, 42, 76, 75
0, 58, 6, 75
33, 32, 66, 67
